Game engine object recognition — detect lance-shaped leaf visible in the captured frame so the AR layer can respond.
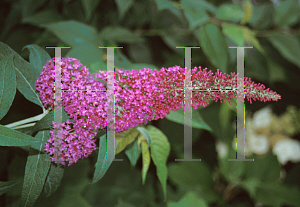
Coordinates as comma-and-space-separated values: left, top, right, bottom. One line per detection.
147, 125, 170, 201
268, 33, 300, 68
196, 23, 229, 73
241, 0, 253, 25
0, 41, 44, 108
136, 126, 151, 150
23, 44, 51, 79
181, 0, 217, 30
216, 4, 244, 22
125, 139, 141, 167
20, 131, 51, 207
43, 163, 65, 197
166, 108, 211, 131
141, 139, 150, 185
92, 134, 114, 184
0, 55, 16, 120
222, 24, 246, 47
274, 0, 299, 27
0, 181, 19, 196
0, 124, 40, 148
14, 58, 45, 109
242, 27, 265, 55
45, 21, 99, 46
115, 127, 140, 154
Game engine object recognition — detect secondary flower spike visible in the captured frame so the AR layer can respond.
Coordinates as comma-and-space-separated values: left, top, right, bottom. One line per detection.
35, 57, 281, 165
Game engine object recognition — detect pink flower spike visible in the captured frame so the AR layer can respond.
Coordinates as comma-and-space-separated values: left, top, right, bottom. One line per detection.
36, 57, 281, 165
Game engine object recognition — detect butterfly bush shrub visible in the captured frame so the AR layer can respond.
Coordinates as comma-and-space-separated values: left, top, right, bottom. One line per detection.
35, 57, 281, 166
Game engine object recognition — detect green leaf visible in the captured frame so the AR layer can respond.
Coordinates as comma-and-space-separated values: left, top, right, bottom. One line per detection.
23, 44, 51, 79
115, 127, 140, 154
241, 0, 253, 24
125, 139, 141, 167
14, 61, 45, 108
20, 131, 51, 207
0, 55, 16, 120
45, 20, 99, 46
34, 159, 92, 207
0, 41, 44, 108
222, 24, 246, 46
0, 41, 17, 58
0, 124, 40, 148
22, 10, 63, 27
99, 26, 144, 44
136, 127, 151, 150
248, 3, 273, 30
115, 0, 134, 20
181, 0, 217, 30
141, 139, 150, 185
46, 21, 101, 67
92, 134, 114, 184
31, 107, 70, 134
166, 108, 211, 131
255, 182, 300, 207
147, 125, 170, 201
244, 153, 280, 183
242, 27, 265, 55
0, 181, 19, 196
216, 4, 244, 22
43, 163, 65, 197
274, 0, 300, 27
81, 0, 101, 20
268, 33, 300, 68
168, 191, 208, 207
196, 23, 228, 73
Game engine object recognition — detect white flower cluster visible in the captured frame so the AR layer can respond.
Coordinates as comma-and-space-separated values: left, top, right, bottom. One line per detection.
227, 105, 300, 165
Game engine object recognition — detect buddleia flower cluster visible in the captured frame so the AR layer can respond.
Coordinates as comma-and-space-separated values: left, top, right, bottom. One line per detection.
35, 57, 281, 165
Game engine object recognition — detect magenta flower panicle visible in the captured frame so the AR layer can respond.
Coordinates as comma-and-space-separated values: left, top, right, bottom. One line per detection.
35, 57, 281, 165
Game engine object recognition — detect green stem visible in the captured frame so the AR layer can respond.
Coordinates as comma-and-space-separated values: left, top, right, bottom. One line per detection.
11, 123, 36, 130
4, 109, 50, 129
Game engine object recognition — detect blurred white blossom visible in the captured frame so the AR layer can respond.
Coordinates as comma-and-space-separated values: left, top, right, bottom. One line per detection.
216, 141, 228, 158
252, 106, 272, 130
247, 134, 269, 155
272, 138, 300, 165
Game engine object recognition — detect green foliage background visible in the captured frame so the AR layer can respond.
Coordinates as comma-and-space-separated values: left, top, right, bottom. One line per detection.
0, 0, 300, 206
